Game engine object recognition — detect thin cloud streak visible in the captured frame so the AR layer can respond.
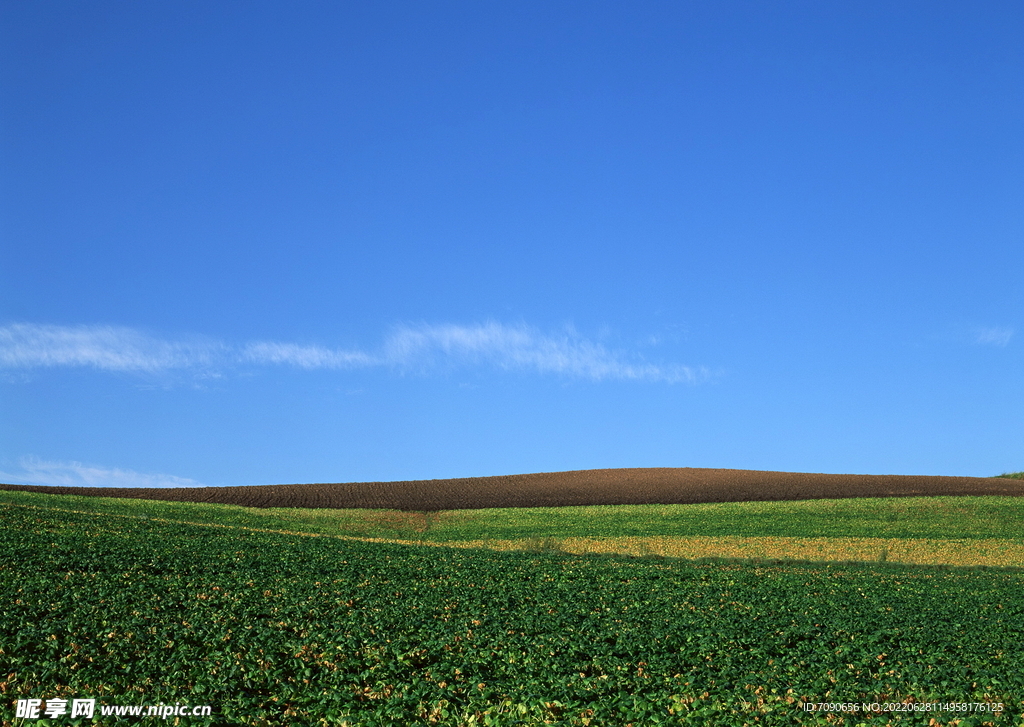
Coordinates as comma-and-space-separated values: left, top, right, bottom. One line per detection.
242, 341, 375, 369
0, 456, 204, 488
382, 323, 701, 382
0, 323, 222, 372
0, 322, 703, 383
975, 327, 1013, 347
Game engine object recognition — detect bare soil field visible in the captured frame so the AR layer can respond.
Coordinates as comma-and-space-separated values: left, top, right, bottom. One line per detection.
2, 467, 1023, 510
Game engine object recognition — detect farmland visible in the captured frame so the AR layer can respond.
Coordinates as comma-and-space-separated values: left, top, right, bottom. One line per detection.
2, 486, 1024, 725
2, 488, 1023, 568
3, 467, 1022, 511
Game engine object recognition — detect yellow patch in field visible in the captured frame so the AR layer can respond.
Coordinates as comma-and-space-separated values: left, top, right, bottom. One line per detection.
436, 536, 1024, 568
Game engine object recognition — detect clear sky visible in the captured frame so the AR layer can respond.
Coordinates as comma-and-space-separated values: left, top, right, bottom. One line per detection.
2, 2, 1022, 487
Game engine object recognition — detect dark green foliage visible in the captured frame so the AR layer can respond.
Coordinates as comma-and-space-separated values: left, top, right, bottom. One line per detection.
2, 504, 1023, 725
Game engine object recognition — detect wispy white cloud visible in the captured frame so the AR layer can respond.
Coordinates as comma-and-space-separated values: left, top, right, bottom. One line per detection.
380, 322, 701, 382
0, 323, 222, 372
975, 327, 1013, 347
0, 456, 204, 488
0, 321, 704, 383
241, 341, 375, 369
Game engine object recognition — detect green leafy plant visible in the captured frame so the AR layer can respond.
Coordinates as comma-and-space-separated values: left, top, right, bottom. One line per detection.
2, 502, 1023, 726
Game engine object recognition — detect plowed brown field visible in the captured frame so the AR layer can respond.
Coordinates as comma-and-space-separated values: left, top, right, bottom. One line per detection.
2, 468, 1023, 511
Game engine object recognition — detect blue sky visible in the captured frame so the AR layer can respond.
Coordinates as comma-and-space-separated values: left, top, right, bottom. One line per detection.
2, 2, 1022, 487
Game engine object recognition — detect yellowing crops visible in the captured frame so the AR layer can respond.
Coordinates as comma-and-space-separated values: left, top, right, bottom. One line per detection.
438, 535, 1024, 568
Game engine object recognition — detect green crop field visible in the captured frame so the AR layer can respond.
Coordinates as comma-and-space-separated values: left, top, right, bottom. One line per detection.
2, 492, 1024, 725
3, 488, 1024, 568
4, 488, 1024, 542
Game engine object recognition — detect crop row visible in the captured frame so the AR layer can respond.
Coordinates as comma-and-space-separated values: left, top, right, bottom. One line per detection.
2, 503, 1024, 725
3, 466, 1022, 511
